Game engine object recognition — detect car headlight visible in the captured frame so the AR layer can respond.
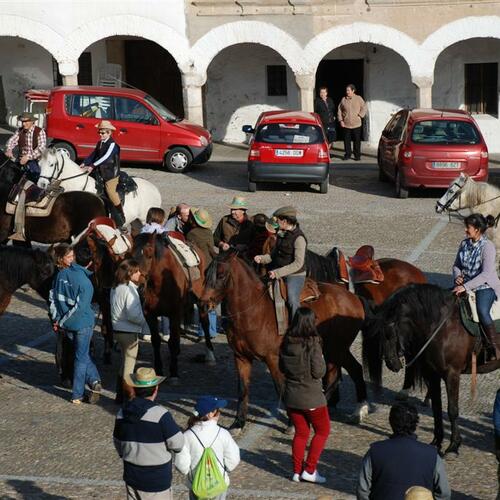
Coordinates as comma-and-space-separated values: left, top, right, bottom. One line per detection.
200, 135, 208, 146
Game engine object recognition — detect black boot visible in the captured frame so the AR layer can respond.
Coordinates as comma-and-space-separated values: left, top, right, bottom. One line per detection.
484, 324, 500, 360
112, 203, 126, 228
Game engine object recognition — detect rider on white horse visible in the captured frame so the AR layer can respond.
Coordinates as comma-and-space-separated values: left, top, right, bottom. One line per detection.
80, 120, 125, 227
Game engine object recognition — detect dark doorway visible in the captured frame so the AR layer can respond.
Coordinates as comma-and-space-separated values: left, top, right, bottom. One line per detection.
315, 59, 365, 140
124, 40, 184, 117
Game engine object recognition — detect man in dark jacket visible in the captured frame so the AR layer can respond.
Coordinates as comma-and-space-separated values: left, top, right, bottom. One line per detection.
114, 367, 184, 499
314, 86, 335, 148
357, 402, 451, 500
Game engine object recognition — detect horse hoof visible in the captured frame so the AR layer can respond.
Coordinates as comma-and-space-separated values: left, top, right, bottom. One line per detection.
168, 377, 180, 386
395, 389, 410, 401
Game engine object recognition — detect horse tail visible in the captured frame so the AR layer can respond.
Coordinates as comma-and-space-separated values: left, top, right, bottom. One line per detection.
360, 300, 384, 388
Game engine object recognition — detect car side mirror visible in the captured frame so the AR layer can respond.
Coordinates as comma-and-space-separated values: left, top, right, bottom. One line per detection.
242, 125, 254, 134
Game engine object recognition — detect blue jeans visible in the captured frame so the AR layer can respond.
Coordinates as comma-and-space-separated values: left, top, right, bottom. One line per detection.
197, 309, 217, 338
476, 288, 497, 327
71, 326, 100, 400
286, 275, 306, 320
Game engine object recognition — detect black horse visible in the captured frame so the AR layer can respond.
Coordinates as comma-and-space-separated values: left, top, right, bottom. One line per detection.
363, 283, 500, 455
0, 151, 106, 244
0, 245, 55, 314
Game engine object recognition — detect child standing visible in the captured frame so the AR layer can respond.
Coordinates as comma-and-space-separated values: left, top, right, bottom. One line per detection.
175, 396, 240, 499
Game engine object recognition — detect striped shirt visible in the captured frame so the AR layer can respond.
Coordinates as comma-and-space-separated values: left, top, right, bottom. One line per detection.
6, 125, 47, 160
114, 397, 184, 492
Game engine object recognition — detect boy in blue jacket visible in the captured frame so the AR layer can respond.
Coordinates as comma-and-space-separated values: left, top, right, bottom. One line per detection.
50, 245, 101, 404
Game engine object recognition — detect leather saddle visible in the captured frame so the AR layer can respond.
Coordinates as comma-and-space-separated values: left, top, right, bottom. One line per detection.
94, 171, 137, 206
348, 245, 384, 284
277, 277, 320, 304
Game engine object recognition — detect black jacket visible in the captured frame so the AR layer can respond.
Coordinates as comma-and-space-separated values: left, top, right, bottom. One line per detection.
84, 138, 120, 181
314, 97, 335, 128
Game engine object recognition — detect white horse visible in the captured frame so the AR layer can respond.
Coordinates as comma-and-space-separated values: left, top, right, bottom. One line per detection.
38, 148, 162, 225
436, 172, 500, 261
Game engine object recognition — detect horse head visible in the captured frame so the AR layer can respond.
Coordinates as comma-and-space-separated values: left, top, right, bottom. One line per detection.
435, 173, 469, 213
381, 319, 405, 373
30, 249, 56, 290
202, 249, 239, 310
38, 147, 63, 189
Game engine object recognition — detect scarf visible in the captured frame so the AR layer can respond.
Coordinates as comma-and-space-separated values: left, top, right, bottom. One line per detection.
458, 235, 488, 290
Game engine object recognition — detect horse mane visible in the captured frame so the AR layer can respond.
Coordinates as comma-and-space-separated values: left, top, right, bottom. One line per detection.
306, 247, 338, 283
133, 232, 170, 262
0, 246, 50, 290
462, 177, 500, 210
0, 151, 22, 189
362, 283, 454, 387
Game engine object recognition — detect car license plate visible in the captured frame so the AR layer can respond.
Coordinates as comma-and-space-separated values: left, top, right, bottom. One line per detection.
432, 161, 460, 169
275, 149, 304, 158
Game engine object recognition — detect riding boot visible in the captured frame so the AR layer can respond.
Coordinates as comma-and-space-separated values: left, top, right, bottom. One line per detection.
112, 203, 126, 228
483, 323, 500, 360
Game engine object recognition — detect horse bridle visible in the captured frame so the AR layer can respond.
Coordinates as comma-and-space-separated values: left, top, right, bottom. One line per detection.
39, 150, 91, 186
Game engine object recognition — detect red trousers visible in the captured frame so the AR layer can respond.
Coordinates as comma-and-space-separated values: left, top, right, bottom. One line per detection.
288, 406, 330, 474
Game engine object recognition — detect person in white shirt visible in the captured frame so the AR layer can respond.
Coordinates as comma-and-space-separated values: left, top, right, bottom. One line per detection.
110, 259, 150, 404
175, 396, 240, 500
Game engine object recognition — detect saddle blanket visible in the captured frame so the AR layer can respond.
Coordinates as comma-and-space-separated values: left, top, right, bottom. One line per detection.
94, 222, 131, 255
6, 180, 61, 217
459, 294, 500, 340
169, 236, 200, 267
467, 292, 500, 324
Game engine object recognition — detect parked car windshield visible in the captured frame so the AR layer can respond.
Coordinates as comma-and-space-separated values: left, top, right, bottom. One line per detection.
144, 95, 179, 122
411, 120, 480, 145
255, 123, 324, 144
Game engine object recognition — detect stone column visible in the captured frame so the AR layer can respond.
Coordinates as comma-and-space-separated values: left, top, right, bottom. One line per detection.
58, 60, 79, 86
414, 77, 433, 109
295, 73, 316, 112
181, 71, 206, 125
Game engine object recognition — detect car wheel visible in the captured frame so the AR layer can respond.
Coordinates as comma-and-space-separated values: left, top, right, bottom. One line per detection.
319, 180, 328, 194
395, 170, 409, 199
164, 147, 192, 173
52, 141, 76, 161
248, 180, 257, 192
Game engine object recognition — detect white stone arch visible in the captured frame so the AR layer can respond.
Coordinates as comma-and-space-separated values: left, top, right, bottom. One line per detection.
63, 15, 190, 67
190, 21, 308, 76
422, 16, 500, 74
0, 15, 63, 59
304, 22, 431, 83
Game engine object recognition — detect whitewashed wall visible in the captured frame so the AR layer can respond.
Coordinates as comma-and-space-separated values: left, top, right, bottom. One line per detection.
205, 44, 300, 143
433, 38, 500, 152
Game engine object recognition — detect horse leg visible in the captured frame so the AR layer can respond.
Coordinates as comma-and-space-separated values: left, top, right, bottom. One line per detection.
397, 366, 415, 401
100, 290, 113, 365
168, 315, 181, 382
443, 371, 462, 455
199, 304, 216, 365
342, 351, 369, 422
231, 355, 253, 432
428, 375, 444, 452
323, 362, 341, 409
146, 314, 163, 376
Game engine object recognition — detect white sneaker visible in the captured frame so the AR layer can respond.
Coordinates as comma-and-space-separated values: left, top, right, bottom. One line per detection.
161, 333, 170, 342
291, 473, 300, 482
141, 334, 151, 342
300, 470, 326, 484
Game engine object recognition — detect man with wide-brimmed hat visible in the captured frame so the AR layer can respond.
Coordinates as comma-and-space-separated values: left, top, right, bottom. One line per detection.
187, 207, 219, 339
113, 367, 184, 499
213, 195, 255, 254
81, 120, 125, 227
254, 206, 307, 318
6, 111, 47, 182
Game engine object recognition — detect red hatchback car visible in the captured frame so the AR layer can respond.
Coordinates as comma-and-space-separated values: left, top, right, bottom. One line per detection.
378, 108, 488, 198
243, 111, 330, 193
46, 86, 212, 173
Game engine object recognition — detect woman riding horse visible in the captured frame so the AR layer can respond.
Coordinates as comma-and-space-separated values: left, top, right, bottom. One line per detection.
452, 213, 500, 359
254, 206, 306, 319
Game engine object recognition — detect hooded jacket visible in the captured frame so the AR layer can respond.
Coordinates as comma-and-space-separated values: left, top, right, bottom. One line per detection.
279, 336, 327, 410
113, 397, 184, 492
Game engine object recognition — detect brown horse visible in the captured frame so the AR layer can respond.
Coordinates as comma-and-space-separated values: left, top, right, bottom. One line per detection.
201, 249, 367, 430
132, 232, 215, 379
364, 283, 500, 455
0, 152, 105, 244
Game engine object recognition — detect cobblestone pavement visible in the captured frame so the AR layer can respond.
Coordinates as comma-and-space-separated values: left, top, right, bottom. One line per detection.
0, 144, 499, 499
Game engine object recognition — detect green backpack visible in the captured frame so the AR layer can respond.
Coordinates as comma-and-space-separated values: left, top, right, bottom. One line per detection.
190, 428, 228, 499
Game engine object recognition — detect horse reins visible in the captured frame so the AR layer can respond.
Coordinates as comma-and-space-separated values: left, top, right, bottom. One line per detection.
39, 151, 91, 189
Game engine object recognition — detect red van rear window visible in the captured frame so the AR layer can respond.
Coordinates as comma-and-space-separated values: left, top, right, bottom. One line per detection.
255, 123, 323, 145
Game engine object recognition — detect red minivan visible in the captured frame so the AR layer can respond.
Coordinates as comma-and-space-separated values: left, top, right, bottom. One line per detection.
378, 108, 488, 198
46, 86, 212, 173
243, 111, 330, 193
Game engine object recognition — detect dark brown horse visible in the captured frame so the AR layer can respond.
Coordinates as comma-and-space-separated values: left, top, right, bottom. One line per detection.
0, 246, 55, 314
0, 151, 105, 244
363, 283, 500, 455
201, 249, 367, 430
132, 232, 215, 380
